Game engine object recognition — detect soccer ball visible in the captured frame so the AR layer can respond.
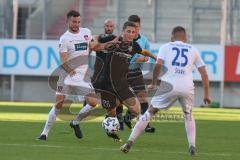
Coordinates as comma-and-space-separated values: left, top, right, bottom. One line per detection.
102, 117, 120, 134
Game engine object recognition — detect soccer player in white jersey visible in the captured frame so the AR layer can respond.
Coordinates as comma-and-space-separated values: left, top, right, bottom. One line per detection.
120, 26, 211, 156
37, 10, 107, 140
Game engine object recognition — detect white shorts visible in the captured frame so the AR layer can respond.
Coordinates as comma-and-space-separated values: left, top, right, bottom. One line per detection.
56, 67, 94, 96
151, 89, 194, 114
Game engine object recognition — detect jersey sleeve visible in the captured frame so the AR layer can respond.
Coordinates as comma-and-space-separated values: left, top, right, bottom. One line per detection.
193, 47, 205, 68
59, 36, 68, 54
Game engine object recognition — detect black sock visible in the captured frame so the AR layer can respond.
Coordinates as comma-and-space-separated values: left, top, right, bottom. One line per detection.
124, 110, 135, 122
83, 100, 87, 107
116, 104, 123, 123
141, 102, 149, 115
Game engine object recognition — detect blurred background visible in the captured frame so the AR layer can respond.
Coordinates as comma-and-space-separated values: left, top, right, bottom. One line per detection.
0, 0, 240, 108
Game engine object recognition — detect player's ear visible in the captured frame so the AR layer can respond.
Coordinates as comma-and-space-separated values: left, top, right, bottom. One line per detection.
184, 35, 188, 43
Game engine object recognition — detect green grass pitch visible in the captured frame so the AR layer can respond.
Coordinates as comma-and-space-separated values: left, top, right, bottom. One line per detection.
0, 102, 240, 160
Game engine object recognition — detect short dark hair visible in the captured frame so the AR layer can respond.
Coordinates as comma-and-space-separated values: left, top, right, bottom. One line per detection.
67, 10, 80, 19
172, 26, 186, 35
122, 21, 136, 30
128, 15, 141, 23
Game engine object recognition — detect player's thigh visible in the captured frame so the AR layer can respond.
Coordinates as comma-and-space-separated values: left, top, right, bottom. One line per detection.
151, 91, 178, 109
129, 78, 148, 103
178, 93, 194, 114
98, 90, 118, 110
128, 71, 146, 93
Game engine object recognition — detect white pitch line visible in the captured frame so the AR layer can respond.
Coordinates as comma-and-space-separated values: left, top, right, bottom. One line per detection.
0, 143, 234, 157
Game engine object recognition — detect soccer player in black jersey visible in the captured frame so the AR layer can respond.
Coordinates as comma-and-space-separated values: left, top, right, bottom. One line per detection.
92, 21, 156, 140
116, 15, 156, 132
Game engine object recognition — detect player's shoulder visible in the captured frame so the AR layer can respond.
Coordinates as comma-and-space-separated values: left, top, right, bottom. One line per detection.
80, 27, 92, 35
59, 30, 69, 42
139, 34, 148, 40
160, 42, 172, 50
180, 42, 199, 53
99, 33, 116, 39
172, 41, 200, 55
98, 34, 116, 43
139, 34, 150, 43
168, 41, 192, 49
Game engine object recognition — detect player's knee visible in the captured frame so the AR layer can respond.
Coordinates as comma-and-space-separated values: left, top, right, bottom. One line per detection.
86, 98, 97, 107
184, 112, 194, 121
55, 95, 65, 109
85, 95, 97, 107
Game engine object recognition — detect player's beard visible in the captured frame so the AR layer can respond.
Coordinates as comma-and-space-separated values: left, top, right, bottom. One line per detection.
70, 26, 79, 33
105, 29, 112, 34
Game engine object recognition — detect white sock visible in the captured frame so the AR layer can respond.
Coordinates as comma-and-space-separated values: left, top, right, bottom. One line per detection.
73, 104, 93, 125
128, 111, 153, 142
184, 113, 196, 147
41, 106, 60, 136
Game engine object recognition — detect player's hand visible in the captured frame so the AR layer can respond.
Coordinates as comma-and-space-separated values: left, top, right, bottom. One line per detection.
136, 57, 149, 62
203, 97, 211, 106
113, 36, 121, 43
153, 55, 157, 61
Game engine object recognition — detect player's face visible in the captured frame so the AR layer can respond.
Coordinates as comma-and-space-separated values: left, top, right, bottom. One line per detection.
122, 26, 136, 41
68, 16, 80, 33
132, 22, 140, 37
104, 21, 115, 34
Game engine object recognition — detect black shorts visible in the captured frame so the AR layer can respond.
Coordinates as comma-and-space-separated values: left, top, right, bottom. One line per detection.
127, 68, 146, 93
95, 85, 135, 109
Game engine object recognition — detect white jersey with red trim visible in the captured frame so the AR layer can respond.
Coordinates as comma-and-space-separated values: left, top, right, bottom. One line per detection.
59, 28, 92, 60
58, 28, 92, 87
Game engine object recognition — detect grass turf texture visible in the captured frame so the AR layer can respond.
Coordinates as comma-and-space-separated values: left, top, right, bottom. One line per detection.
0, 102, 240, 160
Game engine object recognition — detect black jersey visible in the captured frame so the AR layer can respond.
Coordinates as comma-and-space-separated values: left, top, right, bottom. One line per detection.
109, 41, 142, 92
91, 34, 116, 89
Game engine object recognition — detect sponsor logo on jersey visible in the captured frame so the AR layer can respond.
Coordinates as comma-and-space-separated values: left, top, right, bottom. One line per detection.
75, 42, 88, 51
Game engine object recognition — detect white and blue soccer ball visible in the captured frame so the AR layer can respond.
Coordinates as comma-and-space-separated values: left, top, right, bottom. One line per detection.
102, 117, 120, 134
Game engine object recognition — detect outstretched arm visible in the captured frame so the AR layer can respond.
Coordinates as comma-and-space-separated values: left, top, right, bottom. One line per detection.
89, 36, 120, 52
140, 49, 157, 61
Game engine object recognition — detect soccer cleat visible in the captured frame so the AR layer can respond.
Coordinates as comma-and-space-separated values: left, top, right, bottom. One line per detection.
70, 120, 83, 139
189, 145, 197, 156
119, 122, 124, 131
120, 140, 133, 153
37, 134, 47, 141
145, 124, 155, 133
106, 132, 122, 142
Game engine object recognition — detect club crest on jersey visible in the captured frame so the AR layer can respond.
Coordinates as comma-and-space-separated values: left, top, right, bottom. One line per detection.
84, 35, 89, 40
